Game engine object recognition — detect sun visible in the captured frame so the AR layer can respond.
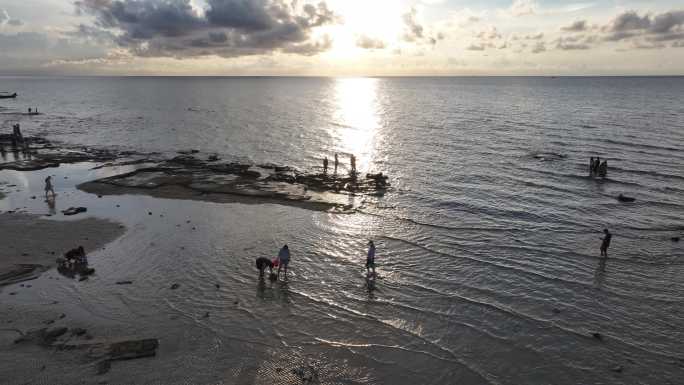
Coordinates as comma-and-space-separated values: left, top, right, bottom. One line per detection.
319, 0, 405, 58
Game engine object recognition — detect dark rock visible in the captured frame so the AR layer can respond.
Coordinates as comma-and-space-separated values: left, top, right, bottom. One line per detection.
62, 207, 87, 216
59, 313, 66, 319
148, 212, 152, 215
552, 308, 561, 314
171, 283, 180, 290
672, 237, 680, 242
591, 332, 603, 340
97, 195, 102, 198
215, 284, 220, 289
116, 280, 133, 285
108, 338, 159, 361
96, 360, 111, 375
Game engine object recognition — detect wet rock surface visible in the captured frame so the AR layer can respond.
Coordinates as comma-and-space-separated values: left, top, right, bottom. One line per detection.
78, 154, 390, 212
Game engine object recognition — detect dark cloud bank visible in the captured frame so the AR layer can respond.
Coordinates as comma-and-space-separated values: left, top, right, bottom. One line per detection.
73, 0, 338, 58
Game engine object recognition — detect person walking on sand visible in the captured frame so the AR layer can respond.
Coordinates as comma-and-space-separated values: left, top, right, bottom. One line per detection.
277, 244, 290, 280
366, 240, 376, 277
600, 228, 612, 257
334, 153, 339, 174
323, 157, 328, 174
44, 175, 55, 198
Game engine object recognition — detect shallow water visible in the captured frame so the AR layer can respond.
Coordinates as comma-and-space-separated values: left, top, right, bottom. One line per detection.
1, 77, 684, 384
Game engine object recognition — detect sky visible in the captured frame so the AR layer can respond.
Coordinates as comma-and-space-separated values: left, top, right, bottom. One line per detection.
0, 0, 682, 75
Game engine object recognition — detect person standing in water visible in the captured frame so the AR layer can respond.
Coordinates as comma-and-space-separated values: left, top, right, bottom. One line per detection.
600, 228, 612, 257
277, 244, 290, 280
589, 157, 595, 175
334, 153, 339, 174
350, 154, 357, 176
323, 157, 328, 174
366, 240, 376, 277
44, 175, 55, 198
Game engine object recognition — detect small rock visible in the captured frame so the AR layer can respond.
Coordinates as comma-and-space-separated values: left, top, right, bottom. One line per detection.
116, 204, 120, 207
611, 365, 623, 373
59, 313, 66, 319
97, 195, 102, 198
31, 196, 36, 199
215, 284, 220, 289
233, 300, 238, 305
96, 360, 111, 375
591, 332, 603, 340
552, 308, 561, 314
192, 227, 196, 230
9, 292, 16, 295
171, 283, 180, 290
148, 212, 152, 215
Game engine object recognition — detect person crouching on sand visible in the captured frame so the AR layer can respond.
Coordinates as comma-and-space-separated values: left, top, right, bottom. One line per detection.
255, 257, 273, 278
45, 176, 55, 198
277, 244, 290, 280
600, 228, 612, 257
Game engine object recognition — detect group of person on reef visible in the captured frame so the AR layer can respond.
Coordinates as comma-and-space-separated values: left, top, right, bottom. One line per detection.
589, 156, 608, 177
255, 241, 377, 281
322, 153, 356, 176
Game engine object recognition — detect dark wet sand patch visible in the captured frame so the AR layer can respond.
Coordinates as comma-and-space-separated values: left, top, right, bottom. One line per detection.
0, 213, 125, 287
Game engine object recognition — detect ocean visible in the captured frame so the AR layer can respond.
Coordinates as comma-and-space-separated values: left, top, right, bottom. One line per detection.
1, 76, 683, 384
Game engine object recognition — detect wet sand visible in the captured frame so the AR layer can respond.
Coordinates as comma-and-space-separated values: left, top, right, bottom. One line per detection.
0, 212, 124, 287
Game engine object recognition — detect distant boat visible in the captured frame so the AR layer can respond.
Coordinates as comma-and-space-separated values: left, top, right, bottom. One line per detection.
0, 92, 17, 99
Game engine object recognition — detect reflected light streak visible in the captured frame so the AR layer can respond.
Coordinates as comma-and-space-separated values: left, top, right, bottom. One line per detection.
331, 77, 381, 174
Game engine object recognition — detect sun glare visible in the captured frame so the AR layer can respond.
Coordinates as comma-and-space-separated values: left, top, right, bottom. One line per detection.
322, 0, 404, 58
330, 77, 381, 173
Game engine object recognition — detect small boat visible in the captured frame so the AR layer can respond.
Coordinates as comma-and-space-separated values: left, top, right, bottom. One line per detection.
0, 92, 17, 99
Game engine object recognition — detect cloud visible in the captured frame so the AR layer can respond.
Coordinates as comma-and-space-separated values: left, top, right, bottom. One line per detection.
402, 7, 424, 42
508, 0, 537, 17
601, 10, 684, 46
555, 36, 590, 50
562, 20, 588, 32
74, 0, 339, 58
356, 35, 385, 50
401, 7, 443, 46
466, 43, 485, 51
531, 41, 545, 53
0, 8, 23, 27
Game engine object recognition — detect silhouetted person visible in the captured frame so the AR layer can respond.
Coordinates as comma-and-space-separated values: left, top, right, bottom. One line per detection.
598, 160, 607, 177
350, 154, 357, 176
334, 153, 339, 174
593, 156, 600, 174
323, 157, 328, 174
277, 244, 290, 280
255, 257, 274, 278
45, 175, 55, 198
12, 124, 23, 147
366, 240, 376, 276
589, 157, 594, 175
28, 108, 32, 114
600, 228, 612, 257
